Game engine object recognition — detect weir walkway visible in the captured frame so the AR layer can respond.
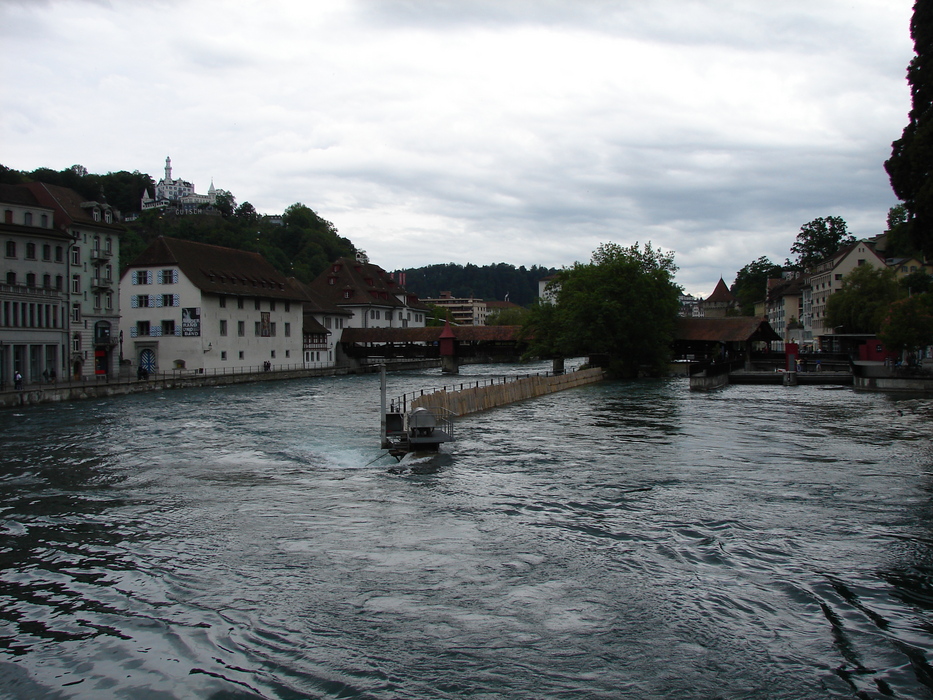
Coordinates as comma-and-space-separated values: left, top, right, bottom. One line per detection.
390, 366, 607, 418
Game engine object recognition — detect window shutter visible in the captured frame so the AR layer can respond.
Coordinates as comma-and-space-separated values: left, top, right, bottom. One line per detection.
175, 327, 182, 336
131, 296, 139, 308
130, 327, 138, 338
172, 270, 179, 283
156, 270, 163, 284
149, 295, 156, 308
153, 326, 162, 337
146, 271, 153, 284
173, 294, 180, 307
156, 295, 164, 308
131, 274, 138, 286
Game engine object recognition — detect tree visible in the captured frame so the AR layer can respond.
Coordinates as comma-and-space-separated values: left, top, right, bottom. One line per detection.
825, 265, 901, 334
522, 242, 681, 377
487, 306, 529, 325
787, 216, 856, 270
885, 0, 933, 258
214, 190, 236, 218
900, 269, 933, 295
731, 256, 783, 316
883, 204, 919, 258
879, 294, 933, 358
234, 201, 259, 224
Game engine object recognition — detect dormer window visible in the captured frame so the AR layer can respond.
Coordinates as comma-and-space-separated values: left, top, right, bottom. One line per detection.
92, 208, 101, 222
328, 277, 336, 285
332, 264, 341, 273
365, 278, 374, 286
105, 210, 112, 223
343, 290, 352, 299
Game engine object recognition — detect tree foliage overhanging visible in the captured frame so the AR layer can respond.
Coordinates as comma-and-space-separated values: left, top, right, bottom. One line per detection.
886, 0, 933, 258
521, 242, 681, 378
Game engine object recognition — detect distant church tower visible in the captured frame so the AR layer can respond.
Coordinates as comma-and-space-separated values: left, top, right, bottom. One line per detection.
164, 156, 172, 183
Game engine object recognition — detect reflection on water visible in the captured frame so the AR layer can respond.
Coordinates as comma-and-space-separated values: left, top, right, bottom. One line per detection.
0, 368, 932, 698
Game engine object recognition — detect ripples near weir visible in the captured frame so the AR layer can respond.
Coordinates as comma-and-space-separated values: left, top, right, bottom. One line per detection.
0, 367, 932, 699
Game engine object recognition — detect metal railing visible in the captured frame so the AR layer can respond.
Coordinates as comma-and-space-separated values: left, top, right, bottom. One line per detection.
388, 368, 569, 414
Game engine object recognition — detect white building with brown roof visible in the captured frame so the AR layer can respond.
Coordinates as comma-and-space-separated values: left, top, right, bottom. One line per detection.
809, 240, 886, 338
120, 237, 306, 374
306, 255, 429, 330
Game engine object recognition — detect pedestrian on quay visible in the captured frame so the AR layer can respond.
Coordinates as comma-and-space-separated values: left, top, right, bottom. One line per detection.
14, 370, 23, 390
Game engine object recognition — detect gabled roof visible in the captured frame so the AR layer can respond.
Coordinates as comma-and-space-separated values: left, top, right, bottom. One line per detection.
307, 256, 429, 310
0, 184, 46, 208
24, 182, 124, 234
705, 278, 736, 304
286, 277, 352, 316
675, 317, 781, 343
124, 236, 305, 301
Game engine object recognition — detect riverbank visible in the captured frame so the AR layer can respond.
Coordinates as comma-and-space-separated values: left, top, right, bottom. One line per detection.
0, 358, 441, 409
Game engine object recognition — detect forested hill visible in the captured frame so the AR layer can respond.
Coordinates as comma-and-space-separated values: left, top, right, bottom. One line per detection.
0, 163, 356, 284
396, 263, 558, 307
2, 163, 556, 298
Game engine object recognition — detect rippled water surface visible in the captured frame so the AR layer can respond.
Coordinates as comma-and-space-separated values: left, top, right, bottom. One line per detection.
1, 366, 933, 699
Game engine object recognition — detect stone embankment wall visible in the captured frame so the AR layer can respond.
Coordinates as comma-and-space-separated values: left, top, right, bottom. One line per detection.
411, 367, 606, 417
854, 375, 933, 392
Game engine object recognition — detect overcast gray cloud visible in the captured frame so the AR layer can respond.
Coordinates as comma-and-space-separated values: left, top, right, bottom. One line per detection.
0, 0, 915, 296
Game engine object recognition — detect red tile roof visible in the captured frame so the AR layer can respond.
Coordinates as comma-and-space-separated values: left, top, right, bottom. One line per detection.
675, 317, 781, 343
705, 278, 736, 303
307, 256, 429, 310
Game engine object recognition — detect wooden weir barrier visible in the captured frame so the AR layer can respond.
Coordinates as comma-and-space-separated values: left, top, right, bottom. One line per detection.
402, 367, 607, 418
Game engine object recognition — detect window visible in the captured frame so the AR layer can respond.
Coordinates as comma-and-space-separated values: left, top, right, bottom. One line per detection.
255, 298, 261, 310
270, 300, 276, 312
221, 351, 227, 361
43, 274, 51, 288
237, 297, 244, 309
238, 351, 244, 359
72, 334, 81, 353
5, 241, 15, 258
72, 304, 81, 322
55, 275, 63, 291
284, 301, 290, 312
285, 350, 290, 358
26, 273, 36, 288
104, 210, 112, 224
271, 350, 276, 359
137, 321, 150, 336
133, 270, 149, 285
55, 246, 63, 262
219, 296, 226, 308
42, 244, 51, 261
162, 320, 175, 336
24, 243, 35, 259
284, 322, 291, 337
24, 212, 33, 226
71, 275, 81, 294
220, 320, 228, 336
41, 214, 48, 228
159, 269, 176, 284
255, 322, 261, 337
72, 247, 80, 265
3, 210, 11, 224
136, 294, 150, 307
238, 321, 245, 336
161, 294, 175, 307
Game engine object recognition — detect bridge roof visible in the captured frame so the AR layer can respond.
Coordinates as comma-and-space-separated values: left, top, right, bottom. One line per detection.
675, 317, 781, 343
341, 325, 522, 344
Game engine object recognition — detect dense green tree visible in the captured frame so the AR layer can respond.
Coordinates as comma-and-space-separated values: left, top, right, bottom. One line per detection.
883, 204, 920, 258
234, 201, 259, 224
885, 0, 933, 257
900, 269, 933, 295
787, 216, 856, 271
731, 256, 783, 316
213, 190, 236, 218
825, 265, 901, 334
487, 306, 530, 325
879, 293, 933, 357
522, 242, 681, 377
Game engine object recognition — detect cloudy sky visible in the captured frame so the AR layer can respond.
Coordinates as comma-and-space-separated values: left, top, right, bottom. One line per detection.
0, 0, 916, 296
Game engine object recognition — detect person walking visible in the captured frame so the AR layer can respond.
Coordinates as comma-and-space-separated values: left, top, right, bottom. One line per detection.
14, 370, 23, 391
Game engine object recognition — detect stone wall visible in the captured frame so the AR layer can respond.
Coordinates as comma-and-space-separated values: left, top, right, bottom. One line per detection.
410, 367, 606, 417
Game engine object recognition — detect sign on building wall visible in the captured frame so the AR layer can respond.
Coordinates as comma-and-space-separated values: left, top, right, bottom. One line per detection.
182, 307, 201, 337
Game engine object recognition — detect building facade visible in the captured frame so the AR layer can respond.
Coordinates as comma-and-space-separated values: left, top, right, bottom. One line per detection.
421, 292, 488, 326
120, 237, 306, 374
307, 255, 429, 330
808, 240, 886, 338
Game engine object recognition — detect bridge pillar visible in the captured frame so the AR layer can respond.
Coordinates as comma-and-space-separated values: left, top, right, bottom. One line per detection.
439, 321, 458, 374
552, 357, 565, 375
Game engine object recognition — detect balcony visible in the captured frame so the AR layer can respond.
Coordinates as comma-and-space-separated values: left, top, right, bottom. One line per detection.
91, 277, 112, 290
90, 248, 113, 262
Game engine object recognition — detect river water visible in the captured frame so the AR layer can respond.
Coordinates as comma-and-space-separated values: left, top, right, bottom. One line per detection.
1, 364, 932, 699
